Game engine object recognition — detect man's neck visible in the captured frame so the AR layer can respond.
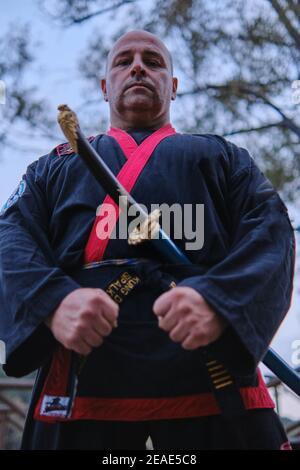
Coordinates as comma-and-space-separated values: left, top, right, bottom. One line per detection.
126, 127, 156, 132
110, 114, 170, 132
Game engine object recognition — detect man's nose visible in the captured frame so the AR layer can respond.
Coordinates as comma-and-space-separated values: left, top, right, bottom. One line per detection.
130, 57, 146, 76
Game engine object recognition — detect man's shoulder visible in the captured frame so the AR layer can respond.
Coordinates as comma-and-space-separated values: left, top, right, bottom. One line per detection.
174, 132, 236, 163
179, 131, 230, 147
25, 134, 102, 183
174, 132, 230, 152
177, 132, 254, 176
50, 134, 97, 158
38, 133, 101, 167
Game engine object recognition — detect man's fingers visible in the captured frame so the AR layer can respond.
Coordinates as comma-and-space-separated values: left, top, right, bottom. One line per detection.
153, 291, 174, 317
181, 334, 199, 350
96, 290, 119, 327
71, 340, 93, 356
169, 321, 191, 342
92, 315, 115, 337
97, 288, 119, 310
181, 332, 209, 350
157, 307, 179, 331
101, 307, 119, 329
82, 329, 104, 349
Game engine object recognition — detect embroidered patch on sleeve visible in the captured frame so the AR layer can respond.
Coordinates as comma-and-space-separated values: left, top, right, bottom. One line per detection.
0, 180, 26, 216
54, 135, 95, 157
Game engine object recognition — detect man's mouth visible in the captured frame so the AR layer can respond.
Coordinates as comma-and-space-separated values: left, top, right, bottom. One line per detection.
125, 83, 153, 92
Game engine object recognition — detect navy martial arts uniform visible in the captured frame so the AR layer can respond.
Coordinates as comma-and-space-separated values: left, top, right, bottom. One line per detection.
0, 125, 295, 449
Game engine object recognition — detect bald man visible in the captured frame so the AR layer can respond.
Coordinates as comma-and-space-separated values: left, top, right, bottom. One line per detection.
0, 30, 294, 450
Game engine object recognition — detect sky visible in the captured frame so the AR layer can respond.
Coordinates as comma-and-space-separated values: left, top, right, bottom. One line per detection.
0, 0, 106, 198
0, 0, 299, 416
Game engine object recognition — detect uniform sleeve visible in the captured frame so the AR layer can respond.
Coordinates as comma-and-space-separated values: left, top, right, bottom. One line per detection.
0, 158, 80, 377
178, 143, 296, 375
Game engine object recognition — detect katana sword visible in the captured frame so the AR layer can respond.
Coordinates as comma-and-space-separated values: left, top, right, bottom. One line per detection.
57, 104, 300, 410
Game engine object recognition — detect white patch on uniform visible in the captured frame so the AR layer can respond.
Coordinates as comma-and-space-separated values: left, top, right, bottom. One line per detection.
40, 395, 70, 418
0, 180, 26, 216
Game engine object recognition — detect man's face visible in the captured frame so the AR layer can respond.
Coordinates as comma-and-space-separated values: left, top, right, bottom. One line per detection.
101, 31, 177, 128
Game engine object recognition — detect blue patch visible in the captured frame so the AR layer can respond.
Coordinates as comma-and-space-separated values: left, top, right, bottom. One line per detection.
0, 180, 26, 216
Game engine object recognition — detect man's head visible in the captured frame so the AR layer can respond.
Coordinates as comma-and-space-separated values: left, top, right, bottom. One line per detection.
101, 30, 178, 130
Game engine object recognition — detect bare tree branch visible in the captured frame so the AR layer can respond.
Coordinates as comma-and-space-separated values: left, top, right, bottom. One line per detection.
269, 0, 300, 48
178, 82, 300, 139
223, 121, 285, 136
285, 0, 300, 23
40, 0, 139, 26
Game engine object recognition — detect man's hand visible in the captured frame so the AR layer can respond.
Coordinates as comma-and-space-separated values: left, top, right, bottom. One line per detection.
45, 288, 119, 356
153, 286, 226, 350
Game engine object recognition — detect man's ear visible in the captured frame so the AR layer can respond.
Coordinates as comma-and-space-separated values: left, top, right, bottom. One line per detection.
100, 78, 108, 102
171, 77, 178, 101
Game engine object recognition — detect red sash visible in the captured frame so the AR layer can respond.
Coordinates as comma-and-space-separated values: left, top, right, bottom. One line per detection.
84, 124, 176, 264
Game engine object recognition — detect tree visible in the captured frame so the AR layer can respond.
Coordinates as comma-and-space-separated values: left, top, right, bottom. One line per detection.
38, 0, 139, 25
0, 24, 56, 156
41, 0, 300, 198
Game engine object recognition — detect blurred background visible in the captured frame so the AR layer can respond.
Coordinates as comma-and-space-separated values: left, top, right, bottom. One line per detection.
0, 0, 299, 449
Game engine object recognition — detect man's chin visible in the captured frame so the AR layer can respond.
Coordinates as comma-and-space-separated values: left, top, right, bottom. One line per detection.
124, 98, 154, 112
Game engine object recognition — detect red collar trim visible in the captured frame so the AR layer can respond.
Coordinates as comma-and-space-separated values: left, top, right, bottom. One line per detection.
107, 124, 176, 159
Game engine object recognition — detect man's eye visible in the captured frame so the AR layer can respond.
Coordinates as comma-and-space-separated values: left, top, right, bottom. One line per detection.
117, 60, 130, 66
147, 60, 160, 66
